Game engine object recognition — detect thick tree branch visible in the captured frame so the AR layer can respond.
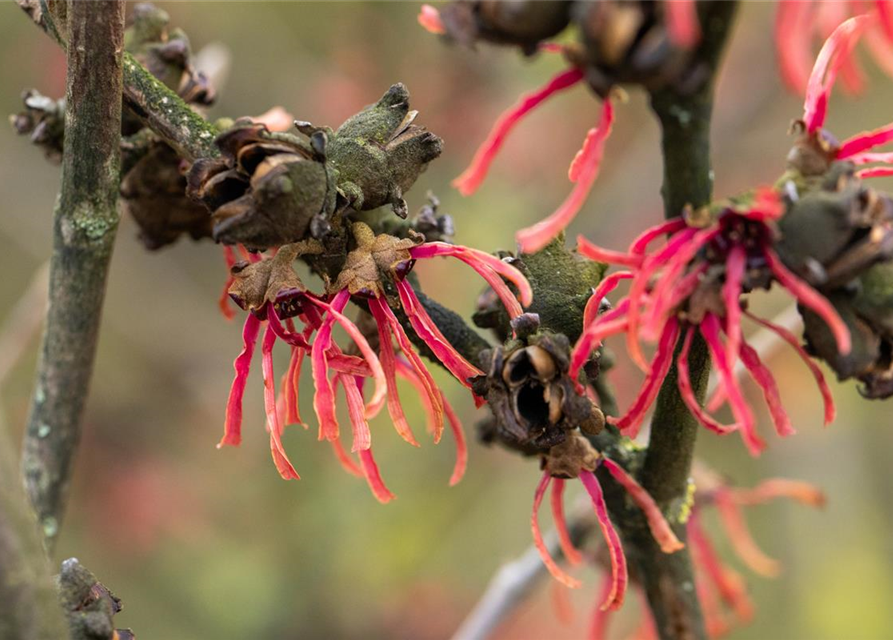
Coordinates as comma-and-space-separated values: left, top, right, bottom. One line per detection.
637, 4, 739, 639
21, 0, 126, 552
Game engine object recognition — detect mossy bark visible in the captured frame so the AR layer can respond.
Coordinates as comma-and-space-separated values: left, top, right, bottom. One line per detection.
22, 0, 126, 553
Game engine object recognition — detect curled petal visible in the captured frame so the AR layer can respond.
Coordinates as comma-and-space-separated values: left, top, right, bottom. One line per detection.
838, 122, 893, 159
856, 166, 893, 178
701, 315, 764, 456
629, 218, 688, 255
733, 478, 827, 508
327, 353, 372, 377
382, 303, 445, 438
569, 300, 631, 387
397, 279, 484, 388
764, 247, 851, 355
311, 305, 340, 442
359, 448, 396, 504
738, 339, 795, 437
582, 270, 634, 327
723, 245, 746, 367
641, 262, 706, 343
580, 470, 627, 611
688, 513, 755, 623
261, 323, 299, 480
804, 16, 871, 132
600, 458, 683, 554
550, 479, 585, 566
625, 227, 699, 370
714, 490, 780, 578
532, 471, 582, 589
337, 374, 372, 453
517, 98, 615, 254
744, 310, 835, 426
677, 326, 737, 435
410, 241, 532, 311
220, 313, 262, 448
308, 291, 388, 417
577, 236, 644, 268
284, 343, 305, 426
589, 575, 615, 640
442, 394, 467, 486
453, 67, 584, 196
267, 308, 312, 349
609, 318, 681, 439
418, 4, 445, 35
368, 297, 419, 447
775, 0, 816, 94
665, 0, 701, 49
330, 433, 364, 477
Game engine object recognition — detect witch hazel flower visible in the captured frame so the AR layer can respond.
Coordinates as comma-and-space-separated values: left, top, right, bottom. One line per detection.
790, 15, 893, 181
590, 466, 825, 640
775, 1, 893, 97
218, 241, 394, 497
570, 187, 842, 456
532, 432, 683, 611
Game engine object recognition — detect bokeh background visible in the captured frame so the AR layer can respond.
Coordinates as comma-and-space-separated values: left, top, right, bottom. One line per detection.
1, 2, 893, 639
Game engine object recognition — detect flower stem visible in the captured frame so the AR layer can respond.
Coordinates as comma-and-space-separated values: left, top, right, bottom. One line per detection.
636, 3, 739, 639
21, 0, 126, 553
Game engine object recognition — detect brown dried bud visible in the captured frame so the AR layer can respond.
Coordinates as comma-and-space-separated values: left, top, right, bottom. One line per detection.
120, 141, 212, 249
440, 1, 573, 53
543, 431, 599, 479
57, 558, 135, 640
126, 3, 215, 107
9, 90, 65, 162
472, 330, 604, 451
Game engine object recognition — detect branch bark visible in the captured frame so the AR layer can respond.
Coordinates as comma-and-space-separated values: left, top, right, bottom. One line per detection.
636, 4, 739, 639
21, 0, 126, 552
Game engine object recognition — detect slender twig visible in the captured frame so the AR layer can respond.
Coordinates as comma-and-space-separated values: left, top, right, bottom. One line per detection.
449, 301, 796, 640
451, 501, 595, 640
21, 0, 126, 553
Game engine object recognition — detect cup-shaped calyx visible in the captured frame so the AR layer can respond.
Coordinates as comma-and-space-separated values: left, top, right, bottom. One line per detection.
227, 241, 322, 320
188, 84, 442, 251
473, 319, 604, 450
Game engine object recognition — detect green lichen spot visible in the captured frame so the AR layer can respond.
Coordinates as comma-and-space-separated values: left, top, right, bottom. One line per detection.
37, 423, 51, 439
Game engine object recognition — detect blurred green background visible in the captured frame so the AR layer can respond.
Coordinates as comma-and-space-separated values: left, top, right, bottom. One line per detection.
1, 2, 893, 639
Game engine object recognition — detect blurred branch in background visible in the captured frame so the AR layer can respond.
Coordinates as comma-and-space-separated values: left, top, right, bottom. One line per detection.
20, 0, 126, 552
452, 302, 796, 640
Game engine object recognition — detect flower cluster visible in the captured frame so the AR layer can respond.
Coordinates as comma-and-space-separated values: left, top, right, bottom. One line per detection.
590, 466, 825, 640
218, 226, 531, 501
570, 187, 840, 456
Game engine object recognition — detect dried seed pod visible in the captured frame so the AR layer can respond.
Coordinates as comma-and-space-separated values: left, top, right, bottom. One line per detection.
188, 85, 442, 250
9, 90, 65, 162
327, 83, 443, 217
188, 123, 332, 250
120, 141, 213, 249
472, 327, 604, 451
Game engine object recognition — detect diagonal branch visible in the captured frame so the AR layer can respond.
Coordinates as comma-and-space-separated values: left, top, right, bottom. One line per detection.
21, 0, 126, 552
